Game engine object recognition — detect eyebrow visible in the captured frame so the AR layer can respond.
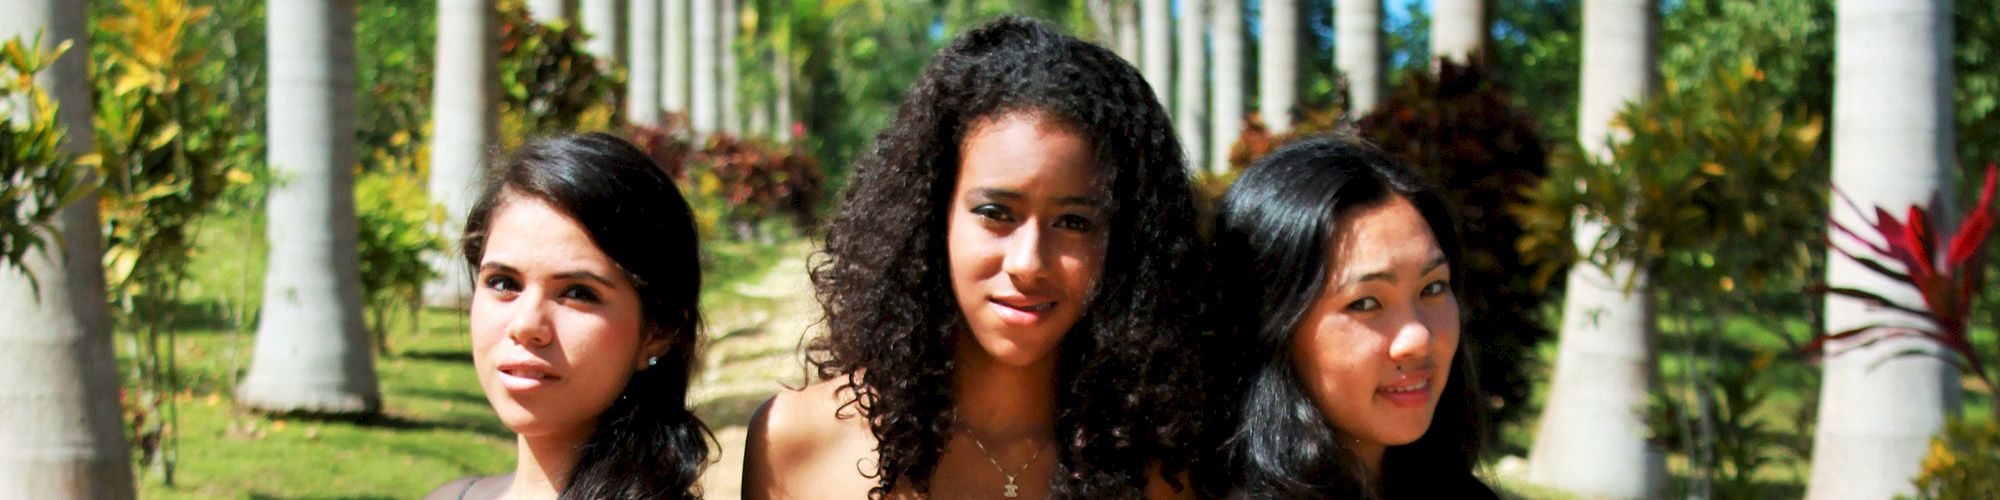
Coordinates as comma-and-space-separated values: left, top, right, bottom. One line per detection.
480, 262, 621, 288
1340, 254, 1450, 287
972, 188, 1104, 208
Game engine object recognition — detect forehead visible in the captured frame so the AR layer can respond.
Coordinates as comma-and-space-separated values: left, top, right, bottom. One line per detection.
955, 113, 1104, 194
1329, 196, 1442, 272
482, 196, 619, 271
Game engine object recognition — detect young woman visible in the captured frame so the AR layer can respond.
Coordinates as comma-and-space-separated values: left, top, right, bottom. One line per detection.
428, 133, 710, 499
743, 16, 1214, 499
1211, 135, 1494, 498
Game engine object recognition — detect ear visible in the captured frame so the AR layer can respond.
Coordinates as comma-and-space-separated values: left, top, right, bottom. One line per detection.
636, 327, 674, 371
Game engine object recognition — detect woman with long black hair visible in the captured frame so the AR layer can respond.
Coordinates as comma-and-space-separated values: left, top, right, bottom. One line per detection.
1212, 134, 1495, 498
429, 132, 710, 499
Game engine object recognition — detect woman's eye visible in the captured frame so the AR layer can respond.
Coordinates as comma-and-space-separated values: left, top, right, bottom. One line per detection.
972, 204, 1013, 223
1421, 281, 1451, 297
1055, 214, 1096, 232
1345, 297, 1382, 312
560, 285, 601, 303
483, 275, 520, 294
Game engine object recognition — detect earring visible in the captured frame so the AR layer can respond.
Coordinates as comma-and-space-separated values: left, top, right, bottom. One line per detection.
647, 356, 659, 368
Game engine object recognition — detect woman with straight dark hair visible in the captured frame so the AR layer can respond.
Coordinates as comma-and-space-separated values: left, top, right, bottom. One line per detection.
743, 16, 1213, 499
429, 132, 710, 499
1212, 134, 1493, 498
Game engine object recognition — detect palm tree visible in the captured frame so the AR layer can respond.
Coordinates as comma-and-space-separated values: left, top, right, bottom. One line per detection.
664, 0, 689, 113
691, 0, 718, 133
1334, 0, 1383, 116
1117, 1, 1141, 66
720, 0, 741, 135
1431, 0, 1488, 63
424, 0, 497, 307
581, 0, 624, 65
1141, 0, 1171, 106
1208, 0, 1242, 174
1258, 0, 1298, 132
237, 0, 381, 417
1176, 0, 1207, 173
1526, 1, 1666, 497
1805, 1, 1958, 497
527, 0, 575, 23
0, 1, 137, 496
629, 0, 662, 125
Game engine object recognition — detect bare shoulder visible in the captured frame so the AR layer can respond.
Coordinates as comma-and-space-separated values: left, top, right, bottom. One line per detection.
424, 474, 507, 500
743, 377, 879, 500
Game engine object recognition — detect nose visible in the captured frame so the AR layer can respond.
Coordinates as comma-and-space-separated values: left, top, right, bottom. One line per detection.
1387, 313, 1434, 365
507, 295, 553, 348
1001, 223, 1048, 285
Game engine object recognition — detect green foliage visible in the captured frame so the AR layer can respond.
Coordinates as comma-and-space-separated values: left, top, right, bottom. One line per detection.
1909, 419, 2000, 499
623, 118, 827, 241
789, 0, 941, 177
1662, 0, 1834, 137
1357, 61, 1555, 429
354, 166, 445, 356
1647, 351, 1813, 498
1490, 0, 1580, 147
356, 1, 436, 168
1959, 0, 2000, 315
497, 0, 617, 142
0, 34, 85, 285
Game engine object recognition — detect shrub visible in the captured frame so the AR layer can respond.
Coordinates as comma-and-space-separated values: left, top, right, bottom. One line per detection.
1909, 419, 2000, 499
354, 164, 445, 355
623, 116, 827, 242
0, 33, 84, 283
497, 0, 617, 141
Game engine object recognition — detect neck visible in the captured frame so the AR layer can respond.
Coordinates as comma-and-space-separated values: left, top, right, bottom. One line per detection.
1351, 437, 1387, 486
508, 426, 592, 500
951, 334, 1058, 439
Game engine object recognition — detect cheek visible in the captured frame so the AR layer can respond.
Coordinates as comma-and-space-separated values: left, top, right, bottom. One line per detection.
1293, 317, 1373, 405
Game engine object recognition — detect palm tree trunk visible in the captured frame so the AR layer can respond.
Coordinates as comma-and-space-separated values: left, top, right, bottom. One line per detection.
1806, 1, 1958, 497
1208, 0, 1243, 174
628, 0, 662, 125
527, 0, 575, 23
580, 0, 624, 66
691, 0, 718, 133
664, 0, 689, 114
1176, 0, 1207, 173
0, 2, 137, 496
774, 28, 794, 142
1258, 0, 1298, 133
719, 0, 740, 135
1117, 1, 1141, 66
238, 0, 381, 416
1141, 0, 1171, 106
1526, 0, 1666, 497
1334, 0, 1383, 116
424, 0, 498, 307
1431, 0, 1488, 64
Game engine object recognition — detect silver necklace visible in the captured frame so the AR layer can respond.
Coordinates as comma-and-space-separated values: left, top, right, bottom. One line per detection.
958, 418, 1044, 498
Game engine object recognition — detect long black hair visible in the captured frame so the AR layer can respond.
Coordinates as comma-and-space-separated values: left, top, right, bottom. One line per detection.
460, 132, 711, 499
1212, 134, 1490, 498
807, 16, 1213, 498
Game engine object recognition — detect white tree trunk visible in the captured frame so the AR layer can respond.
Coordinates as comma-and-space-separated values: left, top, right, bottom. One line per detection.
239, 0, 380, 416
690, 0, 718, 133
1176, 0, 1207, 173
1431, 0, 1486, 64
627, 0, 662, 125
424, 0, 498, 307
1117, 1, 1141, 66
1257, 0, 1297, 133
1141, 0, 1171, 107
580, 0, 624, 66
0, 2, 136, 496
1334, 0, 1383, 116
527, 0, 574, 23
1526, 1, 1667, 497
1208, 0, 1243, 174
719, 0, 740, 135
663, 0, 689, 113
774, 44, 793, 142
1806, 1, 1958, 498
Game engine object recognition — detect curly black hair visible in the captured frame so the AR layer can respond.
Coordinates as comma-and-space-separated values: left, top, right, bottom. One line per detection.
806, 16, 1214, 499
461, 133, 711, 499
1212, 134, 1491, 498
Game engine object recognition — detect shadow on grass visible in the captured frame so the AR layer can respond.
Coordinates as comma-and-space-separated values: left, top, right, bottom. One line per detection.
695, 391, 775, 430
360, 412, 513, 441
250, 494, 394, 500
399, 349, 474, 364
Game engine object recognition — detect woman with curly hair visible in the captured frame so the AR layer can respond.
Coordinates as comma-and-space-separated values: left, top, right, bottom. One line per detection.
1211, 134, 1494, 498
429, 133, 709, 499
743, 16, 1213, 499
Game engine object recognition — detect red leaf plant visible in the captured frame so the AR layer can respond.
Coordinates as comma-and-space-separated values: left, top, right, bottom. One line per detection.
1809, 164, 1997, 398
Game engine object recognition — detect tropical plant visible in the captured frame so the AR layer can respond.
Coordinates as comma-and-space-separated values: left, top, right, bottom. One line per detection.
354, 163, 446, 356
497, 0, 617, 142
0, 34, 85, 284
1909, 418, 2000, 499
1812, 165, 1997, 420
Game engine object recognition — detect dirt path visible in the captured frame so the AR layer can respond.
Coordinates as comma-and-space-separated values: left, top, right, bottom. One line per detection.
691, 243, 822, 499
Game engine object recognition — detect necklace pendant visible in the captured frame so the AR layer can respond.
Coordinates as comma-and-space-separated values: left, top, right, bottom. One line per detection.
1003, 482, 1020, 498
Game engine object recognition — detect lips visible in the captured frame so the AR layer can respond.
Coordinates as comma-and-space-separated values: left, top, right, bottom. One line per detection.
1377, 373, 1434, 408
497, 359, 561, 391
989, 295, 1058, 326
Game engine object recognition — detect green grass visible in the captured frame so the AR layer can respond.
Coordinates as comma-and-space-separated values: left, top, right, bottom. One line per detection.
118, 208, 807, 498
